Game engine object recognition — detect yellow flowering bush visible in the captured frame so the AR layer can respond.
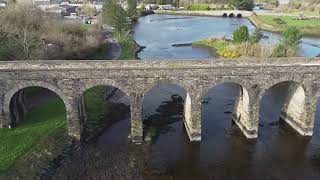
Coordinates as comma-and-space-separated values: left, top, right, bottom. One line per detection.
220, 49, 241, 58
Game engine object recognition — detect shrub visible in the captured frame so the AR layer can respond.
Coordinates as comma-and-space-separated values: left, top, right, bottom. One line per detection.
187, 3, 210, 11
227, 42, 274, 58
282, 26, 302, 49
273, 17, 287, 25
249, 28, 263, 43
232, 25, 249, 43
221, 49, 241, 58
272, 44, 286, 57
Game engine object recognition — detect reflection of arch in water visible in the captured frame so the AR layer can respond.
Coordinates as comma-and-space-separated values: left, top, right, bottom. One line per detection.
81, 84, 131, 138
201, 82, 254, 138
142, 81, 195, 141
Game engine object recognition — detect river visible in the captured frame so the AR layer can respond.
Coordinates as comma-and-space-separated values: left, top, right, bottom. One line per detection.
133, 14, 320, 59
53, 14, 320, 179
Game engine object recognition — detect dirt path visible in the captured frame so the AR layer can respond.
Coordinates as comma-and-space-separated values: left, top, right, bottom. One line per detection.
104, 30, 122, 60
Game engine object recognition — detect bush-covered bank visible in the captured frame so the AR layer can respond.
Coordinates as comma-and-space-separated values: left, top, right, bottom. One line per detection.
249, 15, 320, 37
0, 98, 68, 177
193, 25, 301, 58
114, 33, 141, 60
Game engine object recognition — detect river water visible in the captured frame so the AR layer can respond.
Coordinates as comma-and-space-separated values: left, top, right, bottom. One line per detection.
54, 14, 320, 179
133, 14, 320, 59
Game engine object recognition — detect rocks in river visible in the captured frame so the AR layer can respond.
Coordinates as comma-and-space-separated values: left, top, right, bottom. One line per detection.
171, 43, 192, 47
224, 111, 233, 114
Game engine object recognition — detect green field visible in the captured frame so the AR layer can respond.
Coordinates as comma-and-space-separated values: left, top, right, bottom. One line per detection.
0, 98, 67, 174
251, 15, 320, 36
258, 15, 320, 27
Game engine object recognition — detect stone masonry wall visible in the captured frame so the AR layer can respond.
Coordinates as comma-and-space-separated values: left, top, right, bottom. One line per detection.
0, 57, 319, 143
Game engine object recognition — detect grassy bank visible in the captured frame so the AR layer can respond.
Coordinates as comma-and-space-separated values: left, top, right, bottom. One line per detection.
250, 15, 320, 36
193, 38, 228, 55
0, 98, 67, 176
84, 86, 112, 122
114, 33, 139, 60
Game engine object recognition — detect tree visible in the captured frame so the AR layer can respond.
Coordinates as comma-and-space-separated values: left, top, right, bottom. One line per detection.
232, 25, 249, 43
282, 26, 302, 49
79, 5, 97, 18
272, 27, 302, 57
230, 0, 254, 11
127, 0, 137, 17
249, 28, 263, 43
103, 0, 129, 35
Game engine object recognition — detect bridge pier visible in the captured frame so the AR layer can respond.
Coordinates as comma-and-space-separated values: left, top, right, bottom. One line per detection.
233, 86, 258, 138
184, 93, 201, 141
130, 93, 143, 143
280, 92, 317, 136
66, 96, 84, 140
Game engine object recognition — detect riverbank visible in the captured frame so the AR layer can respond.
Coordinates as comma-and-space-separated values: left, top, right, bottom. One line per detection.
249, 15, 320, 37
154, 10, 320, 37
113, 33, 142, 60
0, 98, 68, 178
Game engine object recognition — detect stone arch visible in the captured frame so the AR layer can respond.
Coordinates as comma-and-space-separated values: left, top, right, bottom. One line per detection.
236, 14, 242, 18
79, 79, 132, 129
142, 79, 198, 141
201, 80, 257, 138
1, 81, 81, 137
222, 13, 228, 17
80, 79, 131, 98
260, 80, 309, 135
229, 13, 235, 17
3, 81, 71, 116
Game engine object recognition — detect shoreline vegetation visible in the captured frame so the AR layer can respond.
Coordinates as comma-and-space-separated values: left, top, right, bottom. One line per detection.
154, 10, 320, 37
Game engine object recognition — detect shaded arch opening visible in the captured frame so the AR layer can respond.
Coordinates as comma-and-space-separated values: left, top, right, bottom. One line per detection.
236, 14, 242, 18
222, 13, 228, 17
9, 86, 67, 127
229, 13, 235, 17
201, 82, 250, 139
259, 81, 306, 136
142, 83, 190, 143
1, 86, 69, 173
81, 85, 131, 143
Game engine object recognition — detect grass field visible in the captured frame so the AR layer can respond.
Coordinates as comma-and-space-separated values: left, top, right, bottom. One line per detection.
251, 15, 320, 36
0, 98, 67, 174
258, 15, 320, 27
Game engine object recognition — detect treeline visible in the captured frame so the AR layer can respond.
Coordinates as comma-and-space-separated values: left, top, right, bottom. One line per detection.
0, 4, 104, 61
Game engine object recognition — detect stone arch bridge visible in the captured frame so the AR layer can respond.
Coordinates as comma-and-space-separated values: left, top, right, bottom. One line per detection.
0, 58, 320, 143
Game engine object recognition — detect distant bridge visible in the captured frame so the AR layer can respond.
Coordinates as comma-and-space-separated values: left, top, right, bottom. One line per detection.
0, 58, 320, 143
154, 10, 254, 18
